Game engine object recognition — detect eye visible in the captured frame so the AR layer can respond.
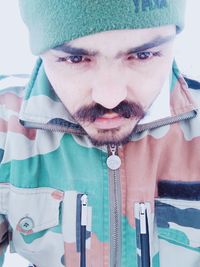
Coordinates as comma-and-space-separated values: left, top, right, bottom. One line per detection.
127, 51, 161, 61
67, 55, 84, 63
58, 55, 91, 64
135, 51, 153, 60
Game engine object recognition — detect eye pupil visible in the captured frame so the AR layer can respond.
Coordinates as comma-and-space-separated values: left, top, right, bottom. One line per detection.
70, 55, 83, 63
137, 52, 151, 60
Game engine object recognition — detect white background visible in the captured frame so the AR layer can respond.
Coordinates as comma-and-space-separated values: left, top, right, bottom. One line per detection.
0, 1, 200, 266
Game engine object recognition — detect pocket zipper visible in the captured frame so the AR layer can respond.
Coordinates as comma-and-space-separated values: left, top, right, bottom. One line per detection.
139, 203, 150, 267
80, 194, 88, 267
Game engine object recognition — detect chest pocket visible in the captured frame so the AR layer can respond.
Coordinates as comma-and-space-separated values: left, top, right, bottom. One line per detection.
8, 186, 63, 233
0, 184, 64, 255
155, 181, 200, 267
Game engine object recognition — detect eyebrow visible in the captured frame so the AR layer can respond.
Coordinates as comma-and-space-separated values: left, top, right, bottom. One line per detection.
52, 34, 175, 57
126, 34, 176, 55
53, 44, 98, 56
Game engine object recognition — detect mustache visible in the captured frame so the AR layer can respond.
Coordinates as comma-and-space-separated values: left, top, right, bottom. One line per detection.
73, 101, 146, 122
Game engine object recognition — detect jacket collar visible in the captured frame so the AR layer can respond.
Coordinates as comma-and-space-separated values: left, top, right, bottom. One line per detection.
19, 58, 198, 135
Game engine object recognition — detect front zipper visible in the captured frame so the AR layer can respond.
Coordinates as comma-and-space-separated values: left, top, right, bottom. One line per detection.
80, 194, 88, 267
135, 110, 197, 133
21, 120, 85, 135
139, 203, 150, 267
107, 145, 122, 267
22, 110, 197, 135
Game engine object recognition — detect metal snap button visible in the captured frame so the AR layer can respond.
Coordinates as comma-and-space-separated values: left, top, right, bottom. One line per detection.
19, 217, 34, 232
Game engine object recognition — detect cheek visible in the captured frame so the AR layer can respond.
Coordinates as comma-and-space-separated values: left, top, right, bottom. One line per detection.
128, 55, 174, 107
54, 79, 86, 113
43, 64, 90, 112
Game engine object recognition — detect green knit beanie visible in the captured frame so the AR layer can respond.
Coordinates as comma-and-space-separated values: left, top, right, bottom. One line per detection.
19, 0, 186, 55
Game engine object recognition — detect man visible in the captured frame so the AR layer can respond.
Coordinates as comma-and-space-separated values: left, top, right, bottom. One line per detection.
0, 0, 200, 266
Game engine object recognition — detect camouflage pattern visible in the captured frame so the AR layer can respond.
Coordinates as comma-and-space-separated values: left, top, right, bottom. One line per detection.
0, 61, 200, 267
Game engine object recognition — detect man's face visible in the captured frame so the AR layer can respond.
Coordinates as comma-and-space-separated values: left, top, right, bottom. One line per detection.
41, 25, 176, 146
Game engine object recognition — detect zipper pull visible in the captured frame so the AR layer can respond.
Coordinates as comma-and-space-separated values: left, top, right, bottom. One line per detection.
139, 203, 147, 234
106, 145, 121, 170
81, 194, 88, 226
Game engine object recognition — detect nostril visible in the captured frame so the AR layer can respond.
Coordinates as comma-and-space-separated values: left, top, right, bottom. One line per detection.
92, 92, 127, 110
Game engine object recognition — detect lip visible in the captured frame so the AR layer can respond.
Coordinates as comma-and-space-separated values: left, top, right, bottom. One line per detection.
93, 114, 126, 129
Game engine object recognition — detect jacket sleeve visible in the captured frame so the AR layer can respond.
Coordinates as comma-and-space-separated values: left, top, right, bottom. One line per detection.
0, 77, 9, 265
0, 75, 28, 266
0, 215, 9, 266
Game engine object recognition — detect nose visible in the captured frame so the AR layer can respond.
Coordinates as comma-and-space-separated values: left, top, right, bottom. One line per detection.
91, 72, 127, 109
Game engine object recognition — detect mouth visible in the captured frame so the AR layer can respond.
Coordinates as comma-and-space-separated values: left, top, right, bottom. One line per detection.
93, 113, 126, 130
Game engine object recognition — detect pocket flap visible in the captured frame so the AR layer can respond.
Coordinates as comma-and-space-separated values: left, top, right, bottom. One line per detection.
5, 185, 64, 234
155, 198, 200, 248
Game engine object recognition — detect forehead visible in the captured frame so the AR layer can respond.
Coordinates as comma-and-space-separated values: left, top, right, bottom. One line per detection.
66, 25, 176, 54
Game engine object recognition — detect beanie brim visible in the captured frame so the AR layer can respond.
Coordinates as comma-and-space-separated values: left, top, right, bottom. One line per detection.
19, 0, 186, 55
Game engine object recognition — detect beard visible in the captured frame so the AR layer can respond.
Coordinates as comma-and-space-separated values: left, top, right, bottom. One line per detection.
72, 101, 145, 146
86, 126, 136, 146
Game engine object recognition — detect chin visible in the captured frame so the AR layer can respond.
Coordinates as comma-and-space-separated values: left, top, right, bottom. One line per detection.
86, 127, 134, 147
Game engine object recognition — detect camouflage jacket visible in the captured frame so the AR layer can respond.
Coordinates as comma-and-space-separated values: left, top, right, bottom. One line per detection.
0, 59, 200, 267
